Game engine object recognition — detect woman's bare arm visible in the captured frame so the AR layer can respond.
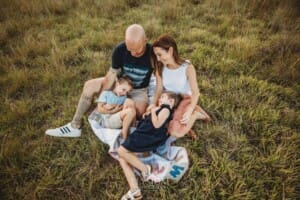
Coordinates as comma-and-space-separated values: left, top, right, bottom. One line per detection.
180, 63, 200, 123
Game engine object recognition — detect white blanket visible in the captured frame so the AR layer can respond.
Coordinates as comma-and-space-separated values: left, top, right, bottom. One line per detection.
88, 105, 189, 182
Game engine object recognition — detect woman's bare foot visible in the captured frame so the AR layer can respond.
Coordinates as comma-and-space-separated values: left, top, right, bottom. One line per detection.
194, 105, 211, 122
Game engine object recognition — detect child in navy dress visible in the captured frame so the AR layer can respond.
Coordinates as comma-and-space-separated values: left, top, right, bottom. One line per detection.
117, 91, 181, 200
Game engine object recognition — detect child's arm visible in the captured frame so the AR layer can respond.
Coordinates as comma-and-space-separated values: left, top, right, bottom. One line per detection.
151, 107, 170, 128
103, 104, 117, 110
96, 90, 123, 114
97, 103, 122, 114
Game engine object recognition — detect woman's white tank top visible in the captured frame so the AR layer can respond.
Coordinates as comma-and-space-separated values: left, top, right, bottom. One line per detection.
162, 61, 191, 95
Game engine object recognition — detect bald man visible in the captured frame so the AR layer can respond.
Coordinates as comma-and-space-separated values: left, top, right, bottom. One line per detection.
46, 24, 153, 137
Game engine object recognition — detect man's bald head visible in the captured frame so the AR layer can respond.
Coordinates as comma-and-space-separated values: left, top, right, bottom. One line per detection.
125, 24, 147, 57
125, 24, 146, 42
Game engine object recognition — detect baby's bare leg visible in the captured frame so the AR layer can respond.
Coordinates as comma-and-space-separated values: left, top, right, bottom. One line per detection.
120, 107, 136, 139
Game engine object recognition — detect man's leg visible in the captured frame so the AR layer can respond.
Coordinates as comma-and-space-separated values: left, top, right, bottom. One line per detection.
45, 77, 105, 137
71, 77, 105, 128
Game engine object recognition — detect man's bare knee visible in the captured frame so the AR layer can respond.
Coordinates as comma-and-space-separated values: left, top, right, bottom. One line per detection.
82, 77, 105, 96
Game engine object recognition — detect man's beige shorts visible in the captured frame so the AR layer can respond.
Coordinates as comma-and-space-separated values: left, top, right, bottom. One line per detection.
128, 88, 149, 104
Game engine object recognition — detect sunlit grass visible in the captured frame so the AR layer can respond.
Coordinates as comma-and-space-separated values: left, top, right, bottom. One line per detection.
0, 0, 299, 199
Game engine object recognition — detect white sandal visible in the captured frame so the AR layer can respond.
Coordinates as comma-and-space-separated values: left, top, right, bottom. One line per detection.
141, 165, 152, 181
121, 188, 142, 200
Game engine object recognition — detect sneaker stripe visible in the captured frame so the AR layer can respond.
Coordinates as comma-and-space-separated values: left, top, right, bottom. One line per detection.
65, 126, 71, 133
60, 128, 65, 134
63, 127, 69, 133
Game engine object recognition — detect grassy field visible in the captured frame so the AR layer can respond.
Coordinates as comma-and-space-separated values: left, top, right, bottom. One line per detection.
0, 0, 299, 199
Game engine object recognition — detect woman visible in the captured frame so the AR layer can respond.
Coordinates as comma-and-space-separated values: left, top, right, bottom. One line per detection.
150, 34, 211, 138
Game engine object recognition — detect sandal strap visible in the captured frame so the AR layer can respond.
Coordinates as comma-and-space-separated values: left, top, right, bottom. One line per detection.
141, 165, 151, 181
121, 188, 142, 200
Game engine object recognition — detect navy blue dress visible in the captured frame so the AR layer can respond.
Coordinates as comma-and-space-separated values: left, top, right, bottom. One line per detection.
122, 104, 172, 152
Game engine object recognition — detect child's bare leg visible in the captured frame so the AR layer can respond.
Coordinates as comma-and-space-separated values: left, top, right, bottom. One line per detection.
119, 158, 140, 192
123, 99, 136, 126
118, 146, 148, 173
123, 98, 135, 109
120, 108, 136, 139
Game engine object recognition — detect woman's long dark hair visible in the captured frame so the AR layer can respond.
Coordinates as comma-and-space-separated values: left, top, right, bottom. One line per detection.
151, 34, 185, 76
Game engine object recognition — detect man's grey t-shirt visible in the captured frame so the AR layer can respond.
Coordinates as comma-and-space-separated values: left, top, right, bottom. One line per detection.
111, 42, 153, 89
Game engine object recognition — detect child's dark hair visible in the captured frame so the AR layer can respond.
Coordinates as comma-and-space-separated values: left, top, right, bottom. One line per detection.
117, 76, 133, 88
162, 91, 182, 109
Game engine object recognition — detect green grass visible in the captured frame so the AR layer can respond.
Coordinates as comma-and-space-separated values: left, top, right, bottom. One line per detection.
0, 0, 299, 199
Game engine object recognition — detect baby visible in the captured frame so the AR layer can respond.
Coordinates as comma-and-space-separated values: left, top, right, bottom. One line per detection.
90, 76, 135, 138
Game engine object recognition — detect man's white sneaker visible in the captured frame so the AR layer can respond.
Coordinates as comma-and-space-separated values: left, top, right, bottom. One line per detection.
45, 123, 81, 137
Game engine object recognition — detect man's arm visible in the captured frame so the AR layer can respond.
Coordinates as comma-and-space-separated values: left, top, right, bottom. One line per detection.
102, 69, 119, 90
103, 43, 123, 90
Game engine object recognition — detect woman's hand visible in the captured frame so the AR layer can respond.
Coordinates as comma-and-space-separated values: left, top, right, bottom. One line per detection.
180, 107, 193, 124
